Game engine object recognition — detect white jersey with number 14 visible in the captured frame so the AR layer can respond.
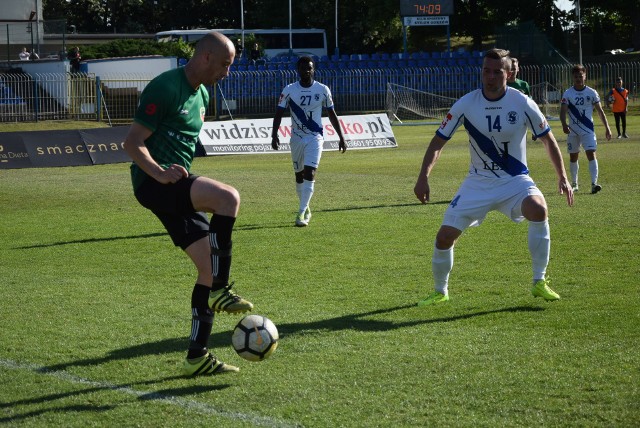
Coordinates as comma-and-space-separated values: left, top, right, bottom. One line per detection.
437, 86, 550, 179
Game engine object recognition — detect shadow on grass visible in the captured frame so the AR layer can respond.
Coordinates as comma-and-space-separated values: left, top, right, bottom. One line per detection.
277, 303, 544, 337
42, 303, 543, 373
14, 201, 449, 245
0, 376, 229, 423
0, 404, 116, 424
15, 232, 167, 249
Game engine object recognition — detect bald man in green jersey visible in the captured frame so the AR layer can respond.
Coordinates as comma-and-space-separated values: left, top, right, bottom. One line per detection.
124, 32, 253, 377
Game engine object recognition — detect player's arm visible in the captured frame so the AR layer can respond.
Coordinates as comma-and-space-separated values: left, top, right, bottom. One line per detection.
594, 102, 612, 140
271, 107, 285, 150
559, 103, 570, 134
326, 108, 347, 153
537, 130, 574, 207
414, 134, 447, 204
123, 122, 187, 184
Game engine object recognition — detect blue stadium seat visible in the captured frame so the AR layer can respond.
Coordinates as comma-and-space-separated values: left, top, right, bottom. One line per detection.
370, 53, 380, 60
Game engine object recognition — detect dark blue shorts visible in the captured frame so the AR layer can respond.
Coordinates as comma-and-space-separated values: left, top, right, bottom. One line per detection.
134, 174, 209, 250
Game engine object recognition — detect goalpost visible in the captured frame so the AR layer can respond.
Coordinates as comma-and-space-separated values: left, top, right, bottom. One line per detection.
386, 82, 562, 126
385, 83, 456, 125
530, 81, 562, 120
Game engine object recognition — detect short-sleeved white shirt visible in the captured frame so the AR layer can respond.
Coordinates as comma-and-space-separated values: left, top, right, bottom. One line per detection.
276, 81, 334, 142
561, 85, 601, 137
437, 86, 550, 179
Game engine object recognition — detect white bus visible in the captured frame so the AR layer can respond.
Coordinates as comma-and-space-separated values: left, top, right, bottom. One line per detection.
155, 28, 328, 59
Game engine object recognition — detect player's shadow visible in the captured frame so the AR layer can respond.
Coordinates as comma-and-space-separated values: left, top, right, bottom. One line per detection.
14, 202, 449, 247
0, 378, 228, 422
41, 303, 543, 374
0, 404, 116, 424
15, 232, 167, 249
274, 304, 544, 338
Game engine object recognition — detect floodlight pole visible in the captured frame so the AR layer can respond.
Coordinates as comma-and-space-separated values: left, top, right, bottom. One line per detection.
240, 0, 245, 57
288, 0, 293, 55
577, 0, 582, 64
334, 0, 339, 57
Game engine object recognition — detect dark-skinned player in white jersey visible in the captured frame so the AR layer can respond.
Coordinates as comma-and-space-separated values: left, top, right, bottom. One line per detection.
271, 56, 347, 227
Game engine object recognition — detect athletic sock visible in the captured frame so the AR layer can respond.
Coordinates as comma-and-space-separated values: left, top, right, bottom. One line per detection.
528, 219, 550, 282
299, 179, 314, 214
432, 245, 453, 295
187, 283, 214, 359
570, 161, 579, 185
589, 159, 599, 184
209, 214, 236, 290
296, 182, 303, 202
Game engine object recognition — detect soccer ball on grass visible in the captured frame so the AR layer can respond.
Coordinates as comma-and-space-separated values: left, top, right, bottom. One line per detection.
231, 314, 279, 361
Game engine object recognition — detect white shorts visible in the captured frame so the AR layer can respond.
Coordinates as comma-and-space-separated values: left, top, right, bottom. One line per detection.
290, 135, 323, 172
567, 133, 597, 154
442, 174, 544, 231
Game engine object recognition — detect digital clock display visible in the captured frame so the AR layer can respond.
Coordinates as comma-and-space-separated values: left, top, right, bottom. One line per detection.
399, 0, 454, 16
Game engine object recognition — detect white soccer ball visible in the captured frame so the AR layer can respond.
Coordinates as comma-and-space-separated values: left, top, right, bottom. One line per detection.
608, 95, 615, 103
231, 314, 279, 362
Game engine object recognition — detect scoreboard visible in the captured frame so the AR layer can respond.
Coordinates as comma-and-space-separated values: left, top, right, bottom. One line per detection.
399, 0, 454, 16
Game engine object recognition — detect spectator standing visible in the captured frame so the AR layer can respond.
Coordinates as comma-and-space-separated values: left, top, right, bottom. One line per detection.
560, 64, 612, 194
68, 47, 81, 72
19, 47, 30, 60
606, 77, 629, 139
250, 43, 261, 64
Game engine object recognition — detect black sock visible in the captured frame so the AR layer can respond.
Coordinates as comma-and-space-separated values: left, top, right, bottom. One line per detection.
209, 214, 236, 291
187, 283, 213, 359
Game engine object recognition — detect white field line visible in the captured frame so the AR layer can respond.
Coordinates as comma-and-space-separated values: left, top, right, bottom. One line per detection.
0, 358, 301, 428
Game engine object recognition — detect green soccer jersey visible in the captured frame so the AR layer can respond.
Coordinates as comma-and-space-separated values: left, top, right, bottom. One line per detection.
507, 78, 531, 96
130, 67, 209, 190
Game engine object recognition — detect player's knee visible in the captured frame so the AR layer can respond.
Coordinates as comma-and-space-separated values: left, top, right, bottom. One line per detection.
435, 227, 458, 250
522, 197, 547, 222
223, 186, 241, 208
303, 166, 316, 182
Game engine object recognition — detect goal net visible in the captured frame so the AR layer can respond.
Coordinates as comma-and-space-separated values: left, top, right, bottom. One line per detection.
385, 83, 456, 125
530, 81, 562, 120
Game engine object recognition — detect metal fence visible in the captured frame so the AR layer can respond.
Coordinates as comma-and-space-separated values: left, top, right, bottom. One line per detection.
1, 61, 638, 125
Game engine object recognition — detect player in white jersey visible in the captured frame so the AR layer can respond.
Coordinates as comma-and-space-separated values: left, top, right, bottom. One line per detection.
271, 56, 347, 226
414, 48, 574, 306
560, 64, 612, 194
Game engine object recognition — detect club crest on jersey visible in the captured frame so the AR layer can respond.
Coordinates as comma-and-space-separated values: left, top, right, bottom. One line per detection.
507, 111, 518, 124
314, 94, 320, 101
440, 113, 453, 129
200, 107, 206, 121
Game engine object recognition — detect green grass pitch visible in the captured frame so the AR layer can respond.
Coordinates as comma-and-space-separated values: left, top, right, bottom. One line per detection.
0, 118, 638, 427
